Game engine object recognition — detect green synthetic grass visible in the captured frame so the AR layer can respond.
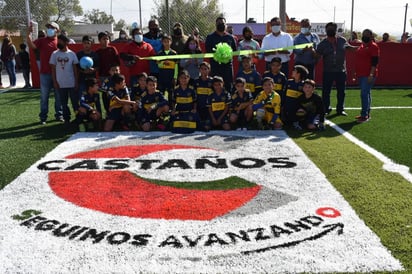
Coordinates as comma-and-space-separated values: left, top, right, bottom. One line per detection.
0, 88, 412, 272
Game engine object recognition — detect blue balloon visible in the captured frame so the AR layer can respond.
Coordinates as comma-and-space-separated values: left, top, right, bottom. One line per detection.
80, 56, 93, 70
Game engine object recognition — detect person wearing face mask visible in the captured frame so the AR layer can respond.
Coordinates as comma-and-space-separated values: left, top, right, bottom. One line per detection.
205, 16, 238, 92
238, 26, 261, 65
261, 17, 294, 77
120, 27, 156, 88
143, 19, 164, 78
171, 22, 188, 54
27, 21, 63, 124
316, 22, 355, 116
353, 29, 380, 123
180, 36, 203, 82
112, 29, 130, 43
293, 18, 320, 80
49, 34, 79, 127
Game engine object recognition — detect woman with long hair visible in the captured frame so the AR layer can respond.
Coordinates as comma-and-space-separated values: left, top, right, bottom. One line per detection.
1, 35, 17, 87
180, 35, 203, 82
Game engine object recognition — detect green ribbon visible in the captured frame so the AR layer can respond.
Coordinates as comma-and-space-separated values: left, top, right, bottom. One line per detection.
140, 43, 314, 61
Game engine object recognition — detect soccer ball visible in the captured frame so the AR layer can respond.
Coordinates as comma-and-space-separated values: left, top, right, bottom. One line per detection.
80, 56, 94, 70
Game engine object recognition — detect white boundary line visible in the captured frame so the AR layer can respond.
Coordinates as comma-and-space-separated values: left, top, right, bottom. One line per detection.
325, 120, 412, 183
344, 106, 412, 110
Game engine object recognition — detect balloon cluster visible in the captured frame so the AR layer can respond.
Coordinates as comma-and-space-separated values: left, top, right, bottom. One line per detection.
212, 42, 233, 64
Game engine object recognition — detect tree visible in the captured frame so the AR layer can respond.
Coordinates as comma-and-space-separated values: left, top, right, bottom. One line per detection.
154, 0, 222, 37
83, 9, 115, 25
0, 0, 82, 32
114, 19, 127, 31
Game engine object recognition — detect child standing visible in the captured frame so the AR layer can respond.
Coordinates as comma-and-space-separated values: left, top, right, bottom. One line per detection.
252, 77, 282, 130
139, 76, 170, 131
206, 76, 232, 131
236, 55, 262, 98
296, 79, 325, 130
282, 65, 308, 128
75, 78, 102, 131
230, 77, 253, 130
193, 61, 213, 130
157, 34, 178, 102
104, 73, 137, 131
18, 44, 31, 88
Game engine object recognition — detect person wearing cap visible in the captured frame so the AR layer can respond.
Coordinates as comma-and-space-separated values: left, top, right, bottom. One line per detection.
120, 27, 156, 88
96, 31, 121, 87
76, 35, 99, 99
206, 76, 232, 130
205, 17, 237, 93
27, 21, 63, 124
49, 34, 79, 126
171, 22, 188, 54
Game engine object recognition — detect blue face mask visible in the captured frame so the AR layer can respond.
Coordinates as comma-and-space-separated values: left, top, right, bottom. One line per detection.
47, 28, 56, 37
134, 34, 143, 43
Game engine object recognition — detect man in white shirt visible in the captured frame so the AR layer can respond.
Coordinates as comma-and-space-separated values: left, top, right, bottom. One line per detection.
261, 17, 293, 77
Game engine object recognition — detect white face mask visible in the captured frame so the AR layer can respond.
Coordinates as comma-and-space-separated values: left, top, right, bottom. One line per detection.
301, 28, 310, 34
271, 25, 281, 33
134, 34, 143, 43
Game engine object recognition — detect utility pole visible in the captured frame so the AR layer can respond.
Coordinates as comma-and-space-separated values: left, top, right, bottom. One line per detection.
245, 0, 248, 23
139, 0, 142, 28
350, 0, 354, 33
279, 0, 286, 31
403, 3, 409, 35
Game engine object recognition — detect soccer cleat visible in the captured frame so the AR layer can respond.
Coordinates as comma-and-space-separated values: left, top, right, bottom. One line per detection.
337, 111, 348, 116
355, 115, 370, 120
356, 116, 370, 123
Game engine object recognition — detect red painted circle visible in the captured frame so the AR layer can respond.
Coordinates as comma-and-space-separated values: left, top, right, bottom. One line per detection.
316, 207, 341, 218
48, 145, 260, 221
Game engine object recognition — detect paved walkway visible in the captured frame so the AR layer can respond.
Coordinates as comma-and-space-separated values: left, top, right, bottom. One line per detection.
0, 71, 33, 93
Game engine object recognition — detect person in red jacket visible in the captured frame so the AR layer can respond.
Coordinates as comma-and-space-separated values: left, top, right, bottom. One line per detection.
354, 29, 380, 123
96, 32, 121, 86
120, 27, 156, 88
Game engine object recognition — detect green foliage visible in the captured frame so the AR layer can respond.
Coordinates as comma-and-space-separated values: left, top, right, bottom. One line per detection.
83, 8, 115, 25
153, 0, 222, 37
114, 19, 127, 31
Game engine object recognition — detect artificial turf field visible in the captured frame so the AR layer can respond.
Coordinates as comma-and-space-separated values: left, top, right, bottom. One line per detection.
0, 88, 411, 273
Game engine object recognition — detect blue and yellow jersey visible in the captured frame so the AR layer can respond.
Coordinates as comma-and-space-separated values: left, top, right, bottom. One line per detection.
231, 90, 253, 111
236, 69, 262, 95
108, 87, 130, 110
130, 84, 146, 102
262, 71, 287, 94
172, 85, 197, 112
157, 49, 178, 70
283, 79, 304, 113
206, 90, 232, 119
140, 90, 168, 112
80, 92, 102, 113
253, 90, 281, 115
194, 77, 213, 108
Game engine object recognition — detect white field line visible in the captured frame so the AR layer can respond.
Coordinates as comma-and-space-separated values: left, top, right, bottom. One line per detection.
325, 120, 412, 183
345, 106, 412, 110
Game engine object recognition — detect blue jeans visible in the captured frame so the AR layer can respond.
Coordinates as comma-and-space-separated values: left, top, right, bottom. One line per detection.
5, 60, 16, 86
39, 73, 63, 122
359, 76, 375, 117
322, 71, 347, 113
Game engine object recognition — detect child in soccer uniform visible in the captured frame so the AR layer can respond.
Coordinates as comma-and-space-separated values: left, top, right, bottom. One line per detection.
296, 79, 325, 130
206, 76, 232, 131
253, 77, 282, 130
103, 73, 137, 132
171, 70, 199, 133
75, 78, 102, 131
230, 77, 253, 130
100, 64, 121, 116
282, 65, 308, 127
140, 76, 170, 131
157, 34, 178, 102
262, 57, 287, 95
194, 62, 213, 130
236, 55, 262, 98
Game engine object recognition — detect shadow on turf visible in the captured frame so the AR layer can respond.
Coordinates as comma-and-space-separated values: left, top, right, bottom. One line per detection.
285, 120, 359, 140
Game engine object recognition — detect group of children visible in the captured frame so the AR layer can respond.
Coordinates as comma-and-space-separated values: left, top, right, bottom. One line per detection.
76, 56, 325, 132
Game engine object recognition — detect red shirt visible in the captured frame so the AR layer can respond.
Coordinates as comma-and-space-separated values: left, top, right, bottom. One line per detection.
34, 37, 57, 74
125, 41, 155, 75
96, 46, 120, 77
355, 41, 380, 77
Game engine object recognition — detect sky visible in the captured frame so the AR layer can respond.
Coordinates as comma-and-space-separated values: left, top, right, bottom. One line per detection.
79, 0, 411, 38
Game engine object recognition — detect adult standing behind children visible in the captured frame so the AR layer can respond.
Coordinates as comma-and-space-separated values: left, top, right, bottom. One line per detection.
316, 22, 354, 116
27, 21, 63, 124
171, 22, 188, 54
49, 34, 79, 126
354, 29, 380, 123
120, 27, 156, 88
1, 35, 17, 88
293, 18, 320, 79
261, 17, 293, 77
205, 16, 237, 92
144, 19, 164, 78
18, 43, 31, 88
